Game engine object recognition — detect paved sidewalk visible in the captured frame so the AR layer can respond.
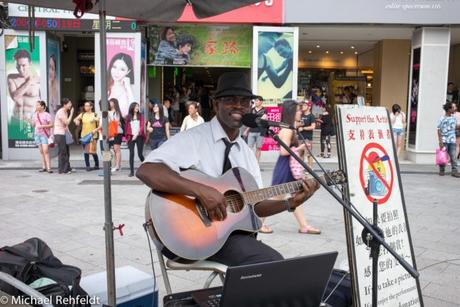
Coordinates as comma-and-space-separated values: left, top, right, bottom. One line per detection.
0, 161, 458, 306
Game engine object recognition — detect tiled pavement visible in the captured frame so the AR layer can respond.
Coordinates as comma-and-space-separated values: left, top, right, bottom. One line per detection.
0, 160, 459, 306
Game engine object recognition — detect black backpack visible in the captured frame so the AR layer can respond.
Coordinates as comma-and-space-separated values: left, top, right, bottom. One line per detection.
0, 238, 90, 306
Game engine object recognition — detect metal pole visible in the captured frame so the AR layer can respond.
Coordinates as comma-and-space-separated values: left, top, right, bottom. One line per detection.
372, 199, 379, 307
99, 0, 116, 305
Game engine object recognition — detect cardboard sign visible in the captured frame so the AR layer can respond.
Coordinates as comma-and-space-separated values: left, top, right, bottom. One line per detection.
336, 105, 423, 307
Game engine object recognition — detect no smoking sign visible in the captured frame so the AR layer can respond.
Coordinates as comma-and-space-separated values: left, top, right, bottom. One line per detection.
359, 142, 394, 205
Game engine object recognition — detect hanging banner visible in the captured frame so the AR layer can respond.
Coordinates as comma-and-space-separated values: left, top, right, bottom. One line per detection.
95, 33, 142, 117
148, 25, 252, 68
408, 48, 421, 148
140, 41, 147, 115
336, 105, 423, 307
4, 34, 42, 148
47, 37, 60, 117
177, 0, 284, 24
252, 26, 298, 104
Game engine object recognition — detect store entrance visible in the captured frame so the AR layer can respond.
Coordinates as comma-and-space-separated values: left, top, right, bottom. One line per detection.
160, 66, 250, 127
60, 34, 95, 143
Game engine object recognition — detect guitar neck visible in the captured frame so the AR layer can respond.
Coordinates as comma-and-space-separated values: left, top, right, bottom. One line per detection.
243, 180, 304, 204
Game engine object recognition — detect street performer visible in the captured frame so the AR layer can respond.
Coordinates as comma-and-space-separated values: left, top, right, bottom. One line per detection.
137, 72, 320, 266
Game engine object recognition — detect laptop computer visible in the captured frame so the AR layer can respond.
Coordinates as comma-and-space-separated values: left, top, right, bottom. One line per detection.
192, 251, 338, 307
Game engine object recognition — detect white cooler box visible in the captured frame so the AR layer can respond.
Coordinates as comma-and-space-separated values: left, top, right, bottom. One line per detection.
80, 266, 158, 307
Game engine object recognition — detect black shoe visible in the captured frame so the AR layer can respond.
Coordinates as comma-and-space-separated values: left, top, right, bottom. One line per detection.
128, 172, 134, 177
439, 170, 445, 176
452, 172, 460, 178
86, 167, 91, 172
93, 166, 100, 170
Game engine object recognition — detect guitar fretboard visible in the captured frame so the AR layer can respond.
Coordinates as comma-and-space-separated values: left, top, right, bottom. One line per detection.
243, 180, 304, 204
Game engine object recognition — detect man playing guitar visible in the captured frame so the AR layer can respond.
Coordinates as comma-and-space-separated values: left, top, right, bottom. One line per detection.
137, 72, 320, 266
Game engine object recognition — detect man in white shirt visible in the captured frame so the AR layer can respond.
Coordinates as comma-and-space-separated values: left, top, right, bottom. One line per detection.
137, 72, 319, 266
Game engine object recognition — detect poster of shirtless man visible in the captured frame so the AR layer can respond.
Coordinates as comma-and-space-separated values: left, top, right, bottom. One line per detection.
5, 35, 41, 148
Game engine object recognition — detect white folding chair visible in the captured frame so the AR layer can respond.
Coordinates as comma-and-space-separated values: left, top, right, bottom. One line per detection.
155, 249, 227, 295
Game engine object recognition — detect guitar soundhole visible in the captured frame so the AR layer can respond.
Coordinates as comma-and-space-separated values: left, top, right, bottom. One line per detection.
224, 190, 244, 213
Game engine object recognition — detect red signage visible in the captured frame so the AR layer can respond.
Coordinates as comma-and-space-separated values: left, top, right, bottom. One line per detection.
178, 0, 283, 24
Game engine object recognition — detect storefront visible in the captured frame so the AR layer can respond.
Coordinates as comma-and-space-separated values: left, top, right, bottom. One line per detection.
0, 4, 140, 160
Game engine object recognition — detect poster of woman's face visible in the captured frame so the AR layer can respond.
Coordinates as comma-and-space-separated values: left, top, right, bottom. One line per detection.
47, 38, 60, 117
107, 37, 136, 117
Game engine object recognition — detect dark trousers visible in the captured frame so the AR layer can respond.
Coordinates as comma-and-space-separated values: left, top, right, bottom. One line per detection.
207, 233, 283, 266
321, 134, 331, 154
84, 153, 99, 168
128, 137, 145, 173
55, 134, 71, 173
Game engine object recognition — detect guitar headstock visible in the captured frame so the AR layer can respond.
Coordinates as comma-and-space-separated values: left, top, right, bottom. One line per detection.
324, 170, 347, 185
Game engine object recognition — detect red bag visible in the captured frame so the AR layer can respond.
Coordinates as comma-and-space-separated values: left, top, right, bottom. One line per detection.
289, 147, 304, 180
108, 120, 119, 139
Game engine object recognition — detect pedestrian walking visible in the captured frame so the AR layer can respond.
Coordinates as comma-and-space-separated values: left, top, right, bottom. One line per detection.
261, 100, 321, 234
125, 102, 146, 177
297, 101, 315, 166
317, 105, 334, 158
243, 96, 267, 163
180, 101, 204, 132
30, 101, 53, 173
147, 101, 170, 150
108, 98, 124, 172
74, 101, 99, 171
390, 103, 406, 158
54, 98, 74, 174
437, 101, 460, 177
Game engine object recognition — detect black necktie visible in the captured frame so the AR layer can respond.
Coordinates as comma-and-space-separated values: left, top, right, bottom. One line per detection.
222, 138, 234, 174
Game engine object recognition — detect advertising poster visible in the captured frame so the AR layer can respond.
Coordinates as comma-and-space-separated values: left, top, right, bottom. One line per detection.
47, 38, 60, 117
408, 48, 420, 148
5, 35, 41, 148
106, 36, 136, 117
336, 105, 423, 307
260, 104, 281, 151
148, 25, 252, 67
140, 41, 147, 115
252, 26, 298, 103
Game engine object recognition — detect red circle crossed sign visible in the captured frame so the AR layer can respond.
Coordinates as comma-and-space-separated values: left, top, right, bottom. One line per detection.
359, 142, 394, 205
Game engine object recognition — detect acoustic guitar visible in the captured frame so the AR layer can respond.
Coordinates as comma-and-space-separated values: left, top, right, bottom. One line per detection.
145, 167, 346, 263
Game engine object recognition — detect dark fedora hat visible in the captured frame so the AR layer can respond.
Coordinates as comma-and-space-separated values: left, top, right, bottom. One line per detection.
214, 72, 260, 100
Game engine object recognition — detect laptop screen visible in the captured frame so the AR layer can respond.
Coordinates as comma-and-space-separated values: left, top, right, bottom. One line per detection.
220, 252, 338, 307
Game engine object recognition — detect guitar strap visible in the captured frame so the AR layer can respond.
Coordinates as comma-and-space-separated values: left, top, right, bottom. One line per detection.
232, 168, 260, 232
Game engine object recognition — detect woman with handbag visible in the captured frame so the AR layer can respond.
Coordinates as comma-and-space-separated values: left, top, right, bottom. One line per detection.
74, 101, 99, 171
108, 98, 124, 172
30, 101, 54, 173
261, 100, 321, 234
54, 98, 75, 174
437, 101, 460, 177
125, 102, 145, 177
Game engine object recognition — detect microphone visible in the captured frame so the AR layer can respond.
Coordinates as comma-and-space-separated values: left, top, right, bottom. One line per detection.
241, 113, 295, 130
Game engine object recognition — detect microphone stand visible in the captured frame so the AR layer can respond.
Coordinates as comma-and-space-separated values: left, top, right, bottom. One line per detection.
263, 126, 419, 306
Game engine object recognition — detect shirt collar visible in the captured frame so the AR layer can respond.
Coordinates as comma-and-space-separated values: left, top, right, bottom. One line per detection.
210, 117, 243, 150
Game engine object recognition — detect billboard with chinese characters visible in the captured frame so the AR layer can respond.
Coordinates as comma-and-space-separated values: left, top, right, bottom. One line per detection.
252, 26, 298, 104
95, 32, 142, 117
336, 105, 423, 307
148, 25, 252, 67
260, 103, 281, 151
